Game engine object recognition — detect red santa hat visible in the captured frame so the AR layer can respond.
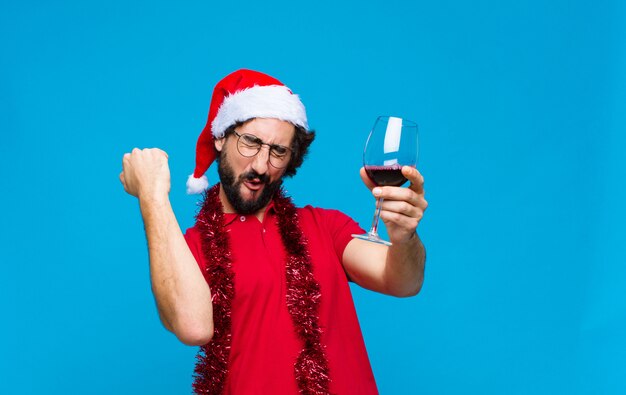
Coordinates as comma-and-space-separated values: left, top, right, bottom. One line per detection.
186, 69, 309, 194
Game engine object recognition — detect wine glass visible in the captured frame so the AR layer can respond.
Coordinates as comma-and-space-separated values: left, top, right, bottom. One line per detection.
352, 116, 419, 246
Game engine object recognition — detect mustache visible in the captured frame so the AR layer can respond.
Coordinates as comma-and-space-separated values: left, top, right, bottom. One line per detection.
240, 171, 270, 184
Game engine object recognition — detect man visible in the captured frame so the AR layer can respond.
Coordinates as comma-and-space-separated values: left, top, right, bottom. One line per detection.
120, 69, 427, 394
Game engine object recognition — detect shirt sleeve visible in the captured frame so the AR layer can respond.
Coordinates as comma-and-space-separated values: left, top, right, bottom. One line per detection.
320, 209, 366, 261
184, 226, 207, 273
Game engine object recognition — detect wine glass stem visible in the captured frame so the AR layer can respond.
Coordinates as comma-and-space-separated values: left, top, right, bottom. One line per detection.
369, 197, 384, 236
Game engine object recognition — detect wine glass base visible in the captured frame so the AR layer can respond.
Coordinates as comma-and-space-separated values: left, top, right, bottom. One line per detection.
352, 233, 392, 246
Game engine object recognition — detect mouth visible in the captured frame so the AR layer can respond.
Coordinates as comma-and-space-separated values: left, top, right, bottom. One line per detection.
242, 178, 265, 192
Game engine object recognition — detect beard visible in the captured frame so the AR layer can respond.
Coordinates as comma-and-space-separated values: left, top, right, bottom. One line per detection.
217, 150, 283, 215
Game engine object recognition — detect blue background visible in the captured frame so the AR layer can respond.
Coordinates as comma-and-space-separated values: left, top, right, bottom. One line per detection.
1, 0, 625, 394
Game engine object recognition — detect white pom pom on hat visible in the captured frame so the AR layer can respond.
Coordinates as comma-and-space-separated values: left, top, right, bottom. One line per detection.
187, 69, 309, 194
186, 174, 209, 195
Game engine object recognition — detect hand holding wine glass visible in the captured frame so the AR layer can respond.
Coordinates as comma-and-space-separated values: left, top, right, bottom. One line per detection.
353, 116, 424, 246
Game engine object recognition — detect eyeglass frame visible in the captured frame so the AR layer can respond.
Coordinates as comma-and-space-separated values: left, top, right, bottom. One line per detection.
230, 130, 294, 169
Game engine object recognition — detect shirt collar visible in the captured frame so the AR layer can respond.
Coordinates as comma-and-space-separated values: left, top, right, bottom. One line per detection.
223, 198, 277, 225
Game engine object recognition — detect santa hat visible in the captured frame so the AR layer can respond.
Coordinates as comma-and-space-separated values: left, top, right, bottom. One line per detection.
186, 69, 309, 194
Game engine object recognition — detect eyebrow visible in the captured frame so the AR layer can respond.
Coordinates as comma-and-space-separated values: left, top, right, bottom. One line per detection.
240, 131, 291, 149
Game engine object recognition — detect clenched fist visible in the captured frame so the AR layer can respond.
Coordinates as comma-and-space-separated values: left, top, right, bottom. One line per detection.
120, 148, 171, 201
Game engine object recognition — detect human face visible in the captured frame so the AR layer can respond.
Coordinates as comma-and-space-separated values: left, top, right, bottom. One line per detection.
215, 118, 296, 214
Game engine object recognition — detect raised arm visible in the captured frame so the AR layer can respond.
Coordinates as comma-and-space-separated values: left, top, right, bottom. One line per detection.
342, 166, 427, 297
120, 148, 213, 345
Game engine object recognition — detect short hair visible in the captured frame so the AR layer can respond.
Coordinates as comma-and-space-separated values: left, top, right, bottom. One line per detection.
217, 120, 316, 178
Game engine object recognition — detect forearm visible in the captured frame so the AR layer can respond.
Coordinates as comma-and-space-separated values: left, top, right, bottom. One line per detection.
140, 197, 213, 345
383, 232, 425, 297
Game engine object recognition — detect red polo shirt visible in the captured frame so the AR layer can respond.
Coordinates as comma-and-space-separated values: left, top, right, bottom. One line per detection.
184, 203, 378, 394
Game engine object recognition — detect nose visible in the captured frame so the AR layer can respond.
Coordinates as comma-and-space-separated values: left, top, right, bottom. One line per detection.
250, 145, 271, 175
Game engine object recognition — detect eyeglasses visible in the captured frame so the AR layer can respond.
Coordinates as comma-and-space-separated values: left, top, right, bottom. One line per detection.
232, 130, 293, 169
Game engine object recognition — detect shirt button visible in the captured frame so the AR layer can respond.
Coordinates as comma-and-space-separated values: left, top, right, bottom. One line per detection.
240, 216, 246, 222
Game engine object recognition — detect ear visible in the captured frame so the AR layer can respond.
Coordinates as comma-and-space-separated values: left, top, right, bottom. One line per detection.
215, 137, 225, 152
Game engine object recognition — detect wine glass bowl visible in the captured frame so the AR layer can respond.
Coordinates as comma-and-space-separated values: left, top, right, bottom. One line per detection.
352, 116, 418, 246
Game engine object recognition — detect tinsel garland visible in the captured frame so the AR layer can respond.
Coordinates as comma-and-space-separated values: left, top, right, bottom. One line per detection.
192, 184, 331, 395
193, 184, 235, 394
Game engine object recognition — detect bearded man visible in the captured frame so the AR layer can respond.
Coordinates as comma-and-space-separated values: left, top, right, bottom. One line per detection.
120, 69, 428, 394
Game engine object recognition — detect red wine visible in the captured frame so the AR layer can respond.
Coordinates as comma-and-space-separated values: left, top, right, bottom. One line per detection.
365, 165, 407, 186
